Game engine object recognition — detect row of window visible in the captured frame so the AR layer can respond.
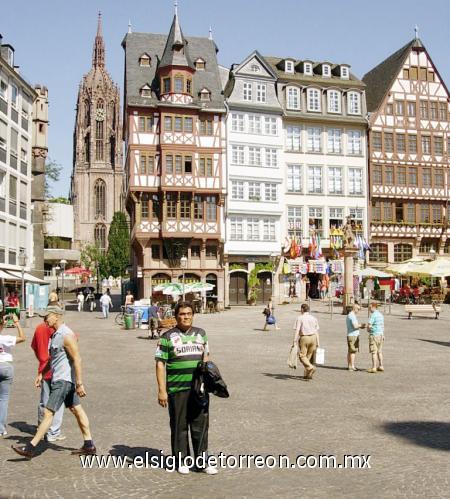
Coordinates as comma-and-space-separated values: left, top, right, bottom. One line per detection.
287, 165, 363, 195
0, 118, 30, 163
162, 115, 214, 135
230, 114, 278, 136
229, 217, 277, 241
372, 165, 445, 188
287, 207, 364, 238
0, 170, 28, 219
231, 145, 278, 167
384, 99, 447, 121
372, 131, 450, 156
161, 74, 192, 96
138, 153, 215, 177
371, 201, 447, 224
150, 242, 218, 261
0, 219, 28, 254
282, 61, 349, 79
0, 76, 31, 116
140, 193, 218, 222
286, 126, 362, 155
230, 180, 279, 202
402, 67, 436, 82
285, 87, 362, 115
371, 240, 450, 263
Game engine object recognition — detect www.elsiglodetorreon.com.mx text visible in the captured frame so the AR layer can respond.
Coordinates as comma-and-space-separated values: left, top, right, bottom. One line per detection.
79, 452, 372, 471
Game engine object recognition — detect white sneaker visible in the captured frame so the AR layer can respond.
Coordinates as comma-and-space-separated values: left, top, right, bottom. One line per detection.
0, 431, 7, 437
46, 434, 67, 442
202, 466, 218, 475
177, 465, 190, 475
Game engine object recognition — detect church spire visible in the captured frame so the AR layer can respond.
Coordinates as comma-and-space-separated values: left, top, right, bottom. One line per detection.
92, 12, 105, 69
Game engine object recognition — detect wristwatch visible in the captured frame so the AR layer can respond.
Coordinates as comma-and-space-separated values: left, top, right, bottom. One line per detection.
76, 382, 84, 388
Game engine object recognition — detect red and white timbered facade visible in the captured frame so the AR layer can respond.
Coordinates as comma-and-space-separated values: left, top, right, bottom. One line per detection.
123, 13, 226, 306
364, 38, 450, 264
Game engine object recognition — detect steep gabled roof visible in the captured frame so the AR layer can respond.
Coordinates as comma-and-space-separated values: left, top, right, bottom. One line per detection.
362, 38, 423, 112
123, 32, 224, 111
159, 13, 194, 70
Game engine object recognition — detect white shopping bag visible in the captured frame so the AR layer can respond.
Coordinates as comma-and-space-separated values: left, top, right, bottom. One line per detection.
315, 347, 325, 366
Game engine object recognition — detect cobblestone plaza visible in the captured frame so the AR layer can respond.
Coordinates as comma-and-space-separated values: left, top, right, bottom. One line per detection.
1, 300, 450, 497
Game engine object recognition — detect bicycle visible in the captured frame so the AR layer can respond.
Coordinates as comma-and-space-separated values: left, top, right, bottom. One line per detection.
115, 305, 130, 326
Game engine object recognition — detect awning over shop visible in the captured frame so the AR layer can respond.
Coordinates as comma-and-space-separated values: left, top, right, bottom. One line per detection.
0, 270, 14, 279
4, 271, 48, 284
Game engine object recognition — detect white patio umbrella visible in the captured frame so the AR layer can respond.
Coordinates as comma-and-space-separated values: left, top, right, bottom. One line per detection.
188, 282, 215, 292
407, 258, 450, 278
153, 282, 188, 295
355, 267, 392, 278
386, 258, 428, 275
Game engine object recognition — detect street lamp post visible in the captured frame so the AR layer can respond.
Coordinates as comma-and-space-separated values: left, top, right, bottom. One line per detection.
270, 253, 279, 304
180, 256, 187, 301
60, 259, 67, 306
18, 249, 27, 325
54, 265, 61, 293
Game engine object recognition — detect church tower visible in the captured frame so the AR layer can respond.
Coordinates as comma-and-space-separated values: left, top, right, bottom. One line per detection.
70, 13, 123, 252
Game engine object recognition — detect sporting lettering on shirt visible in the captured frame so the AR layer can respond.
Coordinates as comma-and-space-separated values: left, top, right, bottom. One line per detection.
155, 326, 209, 394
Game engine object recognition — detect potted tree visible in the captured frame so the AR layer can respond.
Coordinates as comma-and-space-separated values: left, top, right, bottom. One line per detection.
247, 269, 259, 305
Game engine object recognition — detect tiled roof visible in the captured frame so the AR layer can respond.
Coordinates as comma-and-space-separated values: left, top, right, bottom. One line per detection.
123, 32, 225, 112
362, 39, 421, 112
264, 56, 365, 88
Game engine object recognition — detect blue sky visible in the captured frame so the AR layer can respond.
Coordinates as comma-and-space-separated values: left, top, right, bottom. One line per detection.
2, 0, 449, 197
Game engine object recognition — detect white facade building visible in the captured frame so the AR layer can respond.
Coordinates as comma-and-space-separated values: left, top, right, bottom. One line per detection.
0, 39, 36, 276
223, 52, 284, 306
263, 56, 369, 299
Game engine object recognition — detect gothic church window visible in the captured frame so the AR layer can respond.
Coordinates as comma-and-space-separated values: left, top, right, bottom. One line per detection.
84, 100, 90, 125
94, 223, 107, 253
94, 179, 106, 217
95, 99, 105, 161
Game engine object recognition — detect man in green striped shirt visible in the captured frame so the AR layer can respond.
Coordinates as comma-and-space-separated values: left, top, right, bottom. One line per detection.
155, 301, 217, 475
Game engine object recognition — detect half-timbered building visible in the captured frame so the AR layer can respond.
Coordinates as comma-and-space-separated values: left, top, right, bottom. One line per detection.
122, 12, 226, 307
364, 37, 450, 264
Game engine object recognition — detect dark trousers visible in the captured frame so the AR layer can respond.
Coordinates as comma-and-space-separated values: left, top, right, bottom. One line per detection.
168, 390, 209, 461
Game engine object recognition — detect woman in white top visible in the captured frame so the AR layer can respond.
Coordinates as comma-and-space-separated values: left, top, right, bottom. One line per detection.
0, 313, 25, 436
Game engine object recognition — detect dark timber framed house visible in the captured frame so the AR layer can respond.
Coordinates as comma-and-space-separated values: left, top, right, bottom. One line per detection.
122, 10, 226, 307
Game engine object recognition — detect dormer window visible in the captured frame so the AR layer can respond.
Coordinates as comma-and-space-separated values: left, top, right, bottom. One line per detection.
287, 86, 300, 110
322, 64, 331, 77
307, 88, 321, 112
195, 58, 206, 70
347, 91, 361, 115
304, 62, 313, 76
139, 53, 151, 66
341, 66, 350, 79
200, 88, 211, 101
285, 60, 294, 74
140, 84, 152, 97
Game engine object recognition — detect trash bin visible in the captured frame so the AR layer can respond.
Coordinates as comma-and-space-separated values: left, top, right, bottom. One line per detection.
124, 313, 135, 330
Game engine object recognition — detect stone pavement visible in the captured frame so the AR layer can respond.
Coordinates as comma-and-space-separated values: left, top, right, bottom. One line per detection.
2, 298, 450, 498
